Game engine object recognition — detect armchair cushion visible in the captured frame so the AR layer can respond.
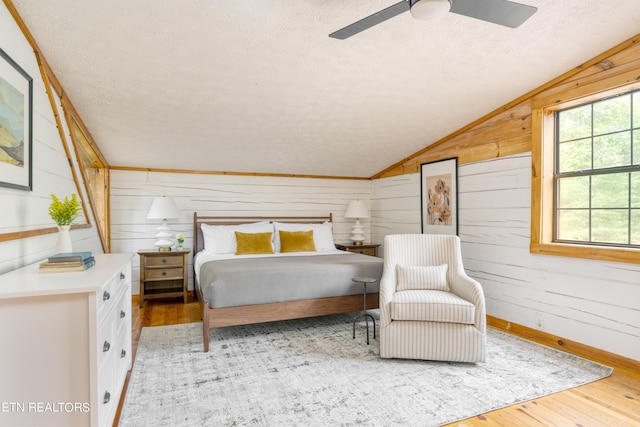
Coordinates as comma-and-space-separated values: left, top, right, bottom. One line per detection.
390, 290, 475, 324
396, 264, 449, 291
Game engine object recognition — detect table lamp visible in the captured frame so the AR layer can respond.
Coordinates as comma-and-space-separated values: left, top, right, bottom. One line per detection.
344, 200, 369, 245
146, 196, 180, 251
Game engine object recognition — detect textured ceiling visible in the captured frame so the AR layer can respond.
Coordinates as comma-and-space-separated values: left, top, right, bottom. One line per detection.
10, 0, 640, 177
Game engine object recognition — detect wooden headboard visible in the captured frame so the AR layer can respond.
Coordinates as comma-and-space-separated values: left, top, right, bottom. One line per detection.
193, 212, 333, 255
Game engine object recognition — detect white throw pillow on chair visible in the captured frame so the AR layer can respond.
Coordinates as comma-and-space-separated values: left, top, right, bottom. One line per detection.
396, 264, 449, 292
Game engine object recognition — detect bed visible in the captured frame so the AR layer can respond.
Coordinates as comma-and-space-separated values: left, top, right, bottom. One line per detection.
193, 213, 383, 352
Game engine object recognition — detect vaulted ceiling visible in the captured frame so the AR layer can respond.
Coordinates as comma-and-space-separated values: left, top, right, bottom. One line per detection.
10, 0, 640, 177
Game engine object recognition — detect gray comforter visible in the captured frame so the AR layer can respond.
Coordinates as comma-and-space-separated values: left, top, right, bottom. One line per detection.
198, 253, 383, 308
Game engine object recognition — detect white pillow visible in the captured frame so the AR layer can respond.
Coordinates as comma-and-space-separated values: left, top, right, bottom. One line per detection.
272, 222, 335, 252
396, 264, 449, 291
201, 221, 272, 254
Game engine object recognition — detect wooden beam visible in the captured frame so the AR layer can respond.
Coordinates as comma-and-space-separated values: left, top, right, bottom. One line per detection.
110, 165, 372, 181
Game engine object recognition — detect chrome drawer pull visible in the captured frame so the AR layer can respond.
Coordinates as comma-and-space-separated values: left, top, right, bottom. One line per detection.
121, 349, 127, 358
103, 291, 110, 301
120, 310, 126, 318
103, 341, 111, 352
103, 391, 110, 404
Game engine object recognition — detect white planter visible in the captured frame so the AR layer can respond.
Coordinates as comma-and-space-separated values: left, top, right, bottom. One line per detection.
55, 225, 73, 253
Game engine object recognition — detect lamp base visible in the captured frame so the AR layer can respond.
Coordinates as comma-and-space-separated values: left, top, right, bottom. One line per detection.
350, 220, 366, 246
351, 241, 363, 246
158, 247, 172, 252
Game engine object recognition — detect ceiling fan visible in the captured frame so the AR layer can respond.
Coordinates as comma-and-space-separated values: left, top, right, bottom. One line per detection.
329, 0, 537, 39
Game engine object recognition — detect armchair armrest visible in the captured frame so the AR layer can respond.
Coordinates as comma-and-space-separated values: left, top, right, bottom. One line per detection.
450, 272, 486, 331
379, 268, 397, 328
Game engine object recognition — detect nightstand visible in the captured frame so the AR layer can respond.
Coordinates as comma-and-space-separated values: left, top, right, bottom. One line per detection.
336, 243, 381, 257
138, 249, 190, 307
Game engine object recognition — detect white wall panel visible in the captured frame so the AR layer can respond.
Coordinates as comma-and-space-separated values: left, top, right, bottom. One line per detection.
371, 173, 421, 258
371, 153, 640, 361
0, 4, 102, 273
110, 170, 372, 293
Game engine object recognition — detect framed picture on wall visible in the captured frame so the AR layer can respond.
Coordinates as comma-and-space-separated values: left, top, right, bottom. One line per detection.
420, 157, 458, 235
0, 46, 33, 191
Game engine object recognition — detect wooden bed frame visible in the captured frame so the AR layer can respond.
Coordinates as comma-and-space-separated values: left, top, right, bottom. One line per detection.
193, 212, 380, 352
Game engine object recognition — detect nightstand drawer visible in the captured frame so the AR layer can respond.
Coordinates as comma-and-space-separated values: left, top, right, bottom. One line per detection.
145, 256, 183, 268
138, 249, 190, 307
350, 247, 377, 256
145, 267, 183, 280
336, 243, 380, 257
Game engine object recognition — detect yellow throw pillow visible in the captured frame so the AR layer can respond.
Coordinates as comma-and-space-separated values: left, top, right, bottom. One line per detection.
234, 231, 274, 255
279, 230, 316, 253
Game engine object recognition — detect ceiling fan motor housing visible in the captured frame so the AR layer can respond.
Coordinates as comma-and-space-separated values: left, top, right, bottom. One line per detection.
410, 0, 452, 20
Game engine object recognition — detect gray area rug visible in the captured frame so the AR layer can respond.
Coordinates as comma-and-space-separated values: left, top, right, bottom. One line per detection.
119, 313, 612, 427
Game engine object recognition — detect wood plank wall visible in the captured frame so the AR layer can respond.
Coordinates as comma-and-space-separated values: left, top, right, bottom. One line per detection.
372, 154, 640, 361
370, 35, 640, 362
109, 170, 372, 294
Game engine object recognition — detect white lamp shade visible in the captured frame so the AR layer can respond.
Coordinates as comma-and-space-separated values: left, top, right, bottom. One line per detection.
410, 0, 451, 20
344, 200, 369, 219
147, 196, 180, 220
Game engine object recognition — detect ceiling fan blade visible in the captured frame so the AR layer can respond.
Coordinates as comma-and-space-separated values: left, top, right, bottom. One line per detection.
329, 1, 410, 40
450, 0, 536, 28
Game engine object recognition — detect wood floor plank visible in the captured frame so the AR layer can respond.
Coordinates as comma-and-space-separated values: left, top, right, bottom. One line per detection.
115, 296, 640, 427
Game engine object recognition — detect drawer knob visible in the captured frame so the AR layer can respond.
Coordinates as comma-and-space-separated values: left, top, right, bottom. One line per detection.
103, 341, 111, 352
120, 272, 125, 280
121, 349, 127, 358
162, 259, 167, 264
162, 271, 167, 276
120, 310, 126, 319
103, 391, 111, 404
103, 291, 111, 301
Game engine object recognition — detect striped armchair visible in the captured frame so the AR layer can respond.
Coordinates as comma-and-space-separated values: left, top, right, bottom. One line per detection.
380, 234, 486, 362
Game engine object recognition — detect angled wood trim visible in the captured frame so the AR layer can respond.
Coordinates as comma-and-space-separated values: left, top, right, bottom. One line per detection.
36, 52, 92, 225
62, 105, 110, 253
109, 165, 372, 181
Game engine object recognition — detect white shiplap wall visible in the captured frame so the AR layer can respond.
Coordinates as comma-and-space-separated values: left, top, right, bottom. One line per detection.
109, 170, 372, 293
372, 153, 640, 361
0, 3, 102, 273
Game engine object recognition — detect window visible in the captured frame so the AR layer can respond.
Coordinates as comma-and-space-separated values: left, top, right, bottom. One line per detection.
554, 90, 640, 247
531, 80, 640, 264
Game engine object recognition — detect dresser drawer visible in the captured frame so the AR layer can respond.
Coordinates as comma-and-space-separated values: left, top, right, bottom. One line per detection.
97, 349, 116, 427
145, 267, 183, 280
97, 318, 115, 370
96, 277, 115, 323
145, 256, 183, 268
115, 264, 130, 292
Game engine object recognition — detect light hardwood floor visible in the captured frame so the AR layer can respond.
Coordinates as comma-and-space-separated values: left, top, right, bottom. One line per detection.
114, 294, 640, 426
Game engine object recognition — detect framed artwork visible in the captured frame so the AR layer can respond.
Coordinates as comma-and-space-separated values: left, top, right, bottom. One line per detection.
420, 157, 458, 235
0, 47, 33, 191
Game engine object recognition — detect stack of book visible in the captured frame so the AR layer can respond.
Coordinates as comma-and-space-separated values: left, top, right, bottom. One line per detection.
39, 251, 95, 273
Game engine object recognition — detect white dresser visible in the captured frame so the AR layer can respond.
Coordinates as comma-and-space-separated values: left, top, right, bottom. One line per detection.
0, 253, 133, 427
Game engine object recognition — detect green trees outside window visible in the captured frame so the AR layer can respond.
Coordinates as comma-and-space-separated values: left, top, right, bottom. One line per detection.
555, 90, 640, 246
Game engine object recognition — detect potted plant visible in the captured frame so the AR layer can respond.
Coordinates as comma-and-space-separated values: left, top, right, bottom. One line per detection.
176, 233, 185, 250
49, 194, 82, 252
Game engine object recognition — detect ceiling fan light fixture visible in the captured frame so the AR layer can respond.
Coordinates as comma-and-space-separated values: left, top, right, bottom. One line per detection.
410, 0, 451, 20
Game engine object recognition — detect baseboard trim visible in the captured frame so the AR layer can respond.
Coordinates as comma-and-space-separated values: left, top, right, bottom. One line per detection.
487, 315, 640, 379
